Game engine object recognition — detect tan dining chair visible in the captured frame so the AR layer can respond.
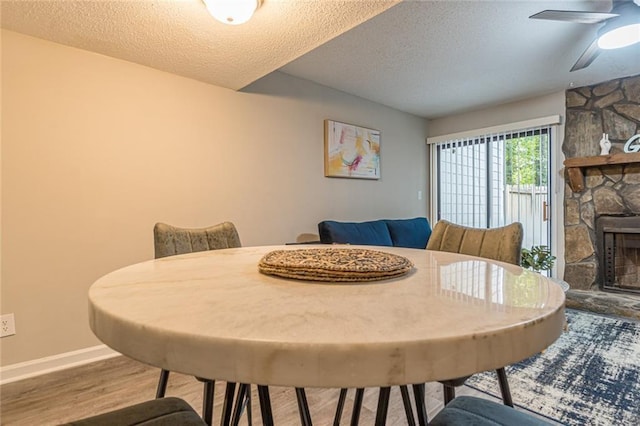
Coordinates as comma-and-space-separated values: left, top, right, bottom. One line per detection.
426, 219, 524, 407
154, 221, 241, 259
426, 219, 523, 265
153, 221, 244, 425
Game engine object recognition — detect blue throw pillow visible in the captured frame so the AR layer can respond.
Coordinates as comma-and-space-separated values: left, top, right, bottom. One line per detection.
318, 220, 393, 246
384, 218, 432, 249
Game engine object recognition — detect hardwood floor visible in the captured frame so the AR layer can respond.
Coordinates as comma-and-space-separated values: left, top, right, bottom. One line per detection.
1, 355, 501, 425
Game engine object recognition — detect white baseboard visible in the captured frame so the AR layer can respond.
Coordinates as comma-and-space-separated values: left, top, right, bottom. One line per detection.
0, 345, 120, 385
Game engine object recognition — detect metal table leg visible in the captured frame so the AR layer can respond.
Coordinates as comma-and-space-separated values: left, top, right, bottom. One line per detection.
221, 382, 237, 426
333, 388, 348, 426
400, 385, 417, 426
258, 385, 273, 426
412, 384, 428, 426
295, 388, 313, 426
374, 387, 391, 426
349, 388, 365, 426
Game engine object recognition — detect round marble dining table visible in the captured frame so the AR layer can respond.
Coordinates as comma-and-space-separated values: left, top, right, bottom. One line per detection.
88, 245, 566, 389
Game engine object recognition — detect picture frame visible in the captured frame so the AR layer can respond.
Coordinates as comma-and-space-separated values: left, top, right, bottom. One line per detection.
324, 119, 381, 179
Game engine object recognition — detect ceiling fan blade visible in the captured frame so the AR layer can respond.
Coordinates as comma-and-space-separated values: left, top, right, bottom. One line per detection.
571, 38, 601, 72
529, 10, 618, 24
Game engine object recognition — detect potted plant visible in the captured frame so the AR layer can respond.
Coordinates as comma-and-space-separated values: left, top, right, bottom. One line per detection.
521, 244, 569, 292
521, 245, 556, 273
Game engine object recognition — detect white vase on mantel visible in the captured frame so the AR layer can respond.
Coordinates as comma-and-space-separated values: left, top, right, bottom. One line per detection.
599, 133, 611, 156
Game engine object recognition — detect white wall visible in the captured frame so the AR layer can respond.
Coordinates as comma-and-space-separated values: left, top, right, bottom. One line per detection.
427, 92, 567, 278
1, 30, 428, 365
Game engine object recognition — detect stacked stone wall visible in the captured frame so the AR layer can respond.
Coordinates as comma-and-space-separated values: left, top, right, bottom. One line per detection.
563, 74, 640, 290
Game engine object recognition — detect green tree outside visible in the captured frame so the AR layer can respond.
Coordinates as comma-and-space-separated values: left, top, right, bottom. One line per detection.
505, 134, 549, 186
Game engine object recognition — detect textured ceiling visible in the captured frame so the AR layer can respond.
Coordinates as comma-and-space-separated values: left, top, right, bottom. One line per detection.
0, 0, 399, 90
2, 0, 640, 118
281, 0, 640, 118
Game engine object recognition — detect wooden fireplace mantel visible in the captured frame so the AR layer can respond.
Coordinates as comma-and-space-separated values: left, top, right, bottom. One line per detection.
564, 152, 640, 192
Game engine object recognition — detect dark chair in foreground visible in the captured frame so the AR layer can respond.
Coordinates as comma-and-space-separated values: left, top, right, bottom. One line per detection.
426, 219, 524, 407
153, 221, 243, 425
430, 396, 551, 425
61, 397, 206, 426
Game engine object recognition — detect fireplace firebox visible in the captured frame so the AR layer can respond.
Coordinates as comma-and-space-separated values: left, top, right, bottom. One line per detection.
596, 216, 640, 294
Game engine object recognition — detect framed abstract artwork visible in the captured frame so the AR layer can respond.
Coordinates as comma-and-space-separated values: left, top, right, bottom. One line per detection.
324, 120, 381, 179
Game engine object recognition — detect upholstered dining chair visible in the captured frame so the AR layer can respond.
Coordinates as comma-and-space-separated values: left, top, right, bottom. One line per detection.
154, 221, 242, 259
153, 221, 244, 425
425, 219, 524, 407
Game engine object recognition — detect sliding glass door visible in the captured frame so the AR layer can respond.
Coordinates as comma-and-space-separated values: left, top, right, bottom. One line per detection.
431, 126, 552, 254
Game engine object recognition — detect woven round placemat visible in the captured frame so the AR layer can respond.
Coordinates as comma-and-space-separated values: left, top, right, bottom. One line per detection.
258, 248, 413, 282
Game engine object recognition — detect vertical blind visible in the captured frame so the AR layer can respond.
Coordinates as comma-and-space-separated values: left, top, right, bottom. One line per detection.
428, 116, 560, 251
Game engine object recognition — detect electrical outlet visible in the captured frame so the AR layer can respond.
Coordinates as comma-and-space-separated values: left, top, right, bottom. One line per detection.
1, 313, 16, 337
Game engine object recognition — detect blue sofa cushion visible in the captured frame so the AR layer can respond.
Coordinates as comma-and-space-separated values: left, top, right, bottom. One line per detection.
318, 220, 393, 246
430, 396, 551, 426
384, 217, 432, 249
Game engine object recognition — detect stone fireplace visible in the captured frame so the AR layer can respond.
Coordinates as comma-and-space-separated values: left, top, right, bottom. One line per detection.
563, 74, 640, 297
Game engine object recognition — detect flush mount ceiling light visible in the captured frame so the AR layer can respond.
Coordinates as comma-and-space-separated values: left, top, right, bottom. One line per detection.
203, 0, 262, 25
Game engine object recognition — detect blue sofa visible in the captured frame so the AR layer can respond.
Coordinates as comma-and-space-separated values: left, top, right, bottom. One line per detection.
318, 217, 432, 249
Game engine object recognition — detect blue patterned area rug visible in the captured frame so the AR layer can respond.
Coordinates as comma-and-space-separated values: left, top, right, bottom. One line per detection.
466, 309, 640, 425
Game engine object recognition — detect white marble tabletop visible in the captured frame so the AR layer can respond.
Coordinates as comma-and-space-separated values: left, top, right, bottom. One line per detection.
89, 245, 566, 388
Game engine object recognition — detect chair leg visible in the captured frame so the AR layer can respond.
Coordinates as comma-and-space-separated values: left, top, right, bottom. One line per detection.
442, 383, 456, 405
496, 368, 514, 407
333, 388, 348, 426
202, 380, 215, 426
295, 388, 313, 426
399, 385, 416, 426
350, 388, 364, 426
156, 369, 170, 398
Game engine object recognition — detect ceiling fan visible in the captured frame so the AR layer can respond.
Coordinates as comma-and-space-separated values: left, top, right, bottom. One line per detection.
530, 0, 640, 71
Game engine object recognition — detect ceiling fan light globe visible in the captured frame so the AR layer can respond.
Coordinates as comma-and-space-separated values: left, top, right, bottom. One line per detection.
597, 23, 640, 49
203, 0, 259, 25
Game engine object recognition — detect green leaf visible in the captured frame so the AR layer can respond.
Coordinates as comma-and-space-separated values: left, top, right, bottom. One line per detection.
521, 245, 556, 272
